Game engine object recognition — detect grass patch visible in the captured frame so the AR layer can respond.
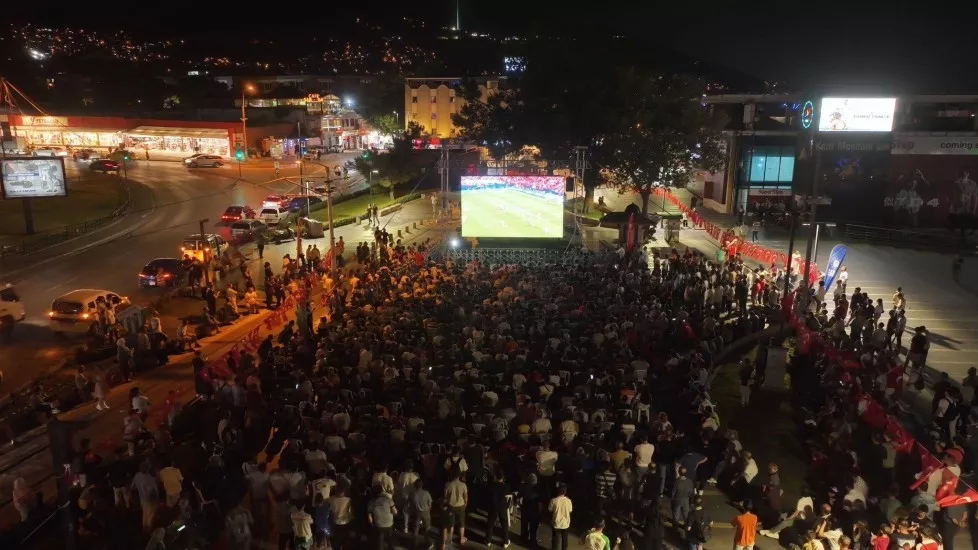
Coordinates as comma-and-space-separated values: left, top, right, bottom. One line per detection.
0, 173, 126, 237
309, 191, 423, 228
711, 347, 807, 502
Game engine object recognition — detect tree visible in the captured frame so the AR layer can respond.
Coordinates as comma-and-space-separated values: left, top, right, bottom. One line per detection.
450, 44, 726, 214
601, 71, 726, 213
450, 79, 520, 159
371, 113, 401, 137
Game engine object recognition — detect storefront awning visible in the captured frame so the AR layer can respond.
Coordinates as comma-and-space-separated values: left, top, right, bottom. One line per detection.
128, 126, 229, 139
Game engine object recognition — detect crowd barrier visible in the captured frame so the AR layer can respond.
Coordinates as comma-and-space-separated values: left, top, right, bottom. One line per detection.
788, 313, 978, 508
654, 189, 821, 284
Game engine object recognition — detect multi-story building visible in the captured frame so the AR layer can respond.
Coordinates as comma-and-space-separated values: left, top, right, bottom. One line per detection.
404, 77, 504, 138
697, 94, 978, 228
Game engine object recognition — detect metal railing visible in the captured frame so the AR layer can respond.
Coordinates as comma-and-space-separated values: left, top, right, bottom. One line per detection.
0, 181, 132, 259
843, 223, 977, 254
435, 247, 618, 266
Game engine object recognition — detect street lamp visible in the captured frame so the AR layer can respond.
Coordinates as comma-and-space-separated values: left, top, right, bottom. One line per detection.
240, 83, 255, 161
393, 110, 399, 128
345, 97, 355, 108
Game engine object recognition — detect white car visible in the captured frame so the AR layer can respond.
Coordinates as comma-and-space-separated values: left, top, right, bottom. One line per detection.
34, 147, 68, 157
185, 154, 223, 168
260, 207, 289, 225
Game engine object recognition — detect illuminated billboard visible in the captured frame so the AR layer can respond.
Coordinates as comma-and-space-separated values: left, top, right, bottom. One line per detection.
461, 175, 564, 238
818, 97, 896, 132
1, 157, 68, 199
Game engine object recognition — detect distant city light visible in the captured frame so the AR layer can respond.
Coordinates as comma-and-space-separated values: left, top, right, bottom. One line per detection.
345, 97, 355, 107
28, 49, 47, 60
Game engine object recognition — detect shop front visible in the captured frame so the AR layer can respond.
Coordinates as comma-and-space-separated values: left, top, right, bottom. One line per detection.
10, 115, 127, 152
126, 125, 233, 161
735, 137, 797, 214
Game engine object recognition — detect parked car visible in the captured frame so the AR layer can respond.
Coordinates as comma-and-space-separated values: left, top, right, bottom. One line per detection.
260, 207, 289, 225
185, 155, 223, 168
73, 149, 100, 162
261, 195, 293, 210
229, 219, 266, 241
34, 147, 68, 157
288, 195, 323, 214
221, 205, 257, 223
89, 159, 121, 173
48, 289, 129, 336
137, 258, 185, 287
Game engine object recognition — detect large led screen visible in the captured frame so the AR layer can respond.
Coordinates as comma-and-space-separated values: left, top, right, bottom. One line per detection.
461, 175, 564, 238
818, 97, 896, 133
1, 158, 68, 199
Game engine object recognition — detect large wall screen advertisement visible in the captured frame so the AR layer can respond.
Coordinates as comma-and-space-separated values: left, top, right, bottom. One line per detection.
461, 175, 564, 238
818, 98, 897, 132
1, 158, 67, 199
886, 136, 978, 227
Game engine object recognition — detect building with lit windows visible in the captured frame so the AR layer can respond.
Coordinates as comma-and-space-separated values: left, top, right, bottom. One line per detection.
6, 115, 291, 161
404, 77, 504, 138
695, 94, 978, 228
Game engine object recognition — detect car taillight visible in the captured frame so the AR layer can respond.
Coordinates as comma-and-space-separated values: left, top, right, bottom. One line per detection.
138, 273, 148, 278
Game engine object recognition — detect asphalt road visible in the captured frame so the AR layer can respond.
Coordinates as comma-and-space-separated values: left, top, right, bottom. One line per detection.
0, 155, 364, 390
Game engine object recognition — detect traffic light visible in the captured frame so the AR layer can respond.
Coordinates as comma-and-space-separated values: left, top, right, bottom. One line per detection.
234, 149, 245, 161
361, 150, 371, 160
123, 153, 130, 162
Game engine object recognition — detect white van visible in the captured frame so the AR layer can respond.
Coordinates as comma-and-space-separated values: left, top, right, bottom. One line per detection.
48, 289, 129, 336
0, 283, 26, 335
260, 207, 289, 225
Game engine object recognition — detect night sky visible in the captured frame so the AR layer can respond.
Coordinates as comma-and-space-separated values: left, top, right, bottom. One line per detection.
6, 3, 978, 94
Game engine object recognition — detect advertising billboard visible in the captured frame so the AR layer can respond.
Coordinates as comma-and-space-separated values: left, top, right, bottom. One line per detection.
1, 158, 68, 199
892, 136, 978, 155
818, 98, 896, 133
461, 175, 564, 238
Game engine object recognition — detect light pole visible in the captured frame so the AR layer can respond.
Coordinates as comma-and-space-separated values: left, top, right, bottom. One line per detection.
240, 84, 255, 160
368, 169, 379, 197
393, 110, 399, 129
325, 184, 337, 280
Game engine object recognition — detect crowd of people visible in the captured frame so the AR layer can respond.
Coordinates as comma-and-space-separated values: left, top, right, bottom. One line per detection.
5, 216, 973, 550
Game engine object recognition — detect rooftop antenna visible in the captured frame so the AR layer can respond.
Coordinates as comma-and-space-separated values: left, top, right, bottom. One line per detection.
456, 0, 460, 30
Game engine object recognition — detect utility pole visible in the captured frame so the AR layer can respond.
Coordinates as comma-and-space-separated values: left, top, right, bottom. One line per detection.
240, 87, 249, 161
326, 184, 337, 280
199, 218, 210, 287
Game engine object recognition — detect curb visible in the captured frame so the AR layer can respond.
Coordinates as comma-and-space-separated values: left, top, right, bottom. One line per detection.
0, 174, 134, 259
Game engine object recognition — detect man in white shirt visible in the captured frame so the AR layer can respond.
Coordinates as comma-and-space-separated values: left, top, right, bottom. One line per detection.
634, 434, 655, 481
372, 465, 395, 496
531, 411, 552, 434
549, 484, 573, 550
536, 441, 559, 478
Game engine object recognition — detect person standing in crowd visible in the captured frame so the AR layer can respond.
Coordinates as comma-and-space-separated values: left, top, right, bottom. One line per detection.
549, 484, 573, 550
732, 500, 759, 550
486, 469, 512, 548
443, 469, 468, 546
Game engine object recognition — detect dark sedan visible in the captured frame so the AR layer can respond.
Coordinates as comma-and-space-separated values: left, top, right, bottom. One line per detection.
138, 258, 185, 287
288, 195, 323, 214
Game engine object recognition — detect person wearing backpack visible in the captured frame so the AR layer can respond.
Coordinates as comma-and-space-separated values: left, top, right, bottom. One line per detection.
686, 496, 712, 550
731, 500, 759, 550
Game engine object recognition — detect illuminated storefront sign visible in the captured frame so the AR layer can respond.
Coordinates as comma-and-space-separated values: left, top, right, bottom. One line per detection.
18, 116, 69, 127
